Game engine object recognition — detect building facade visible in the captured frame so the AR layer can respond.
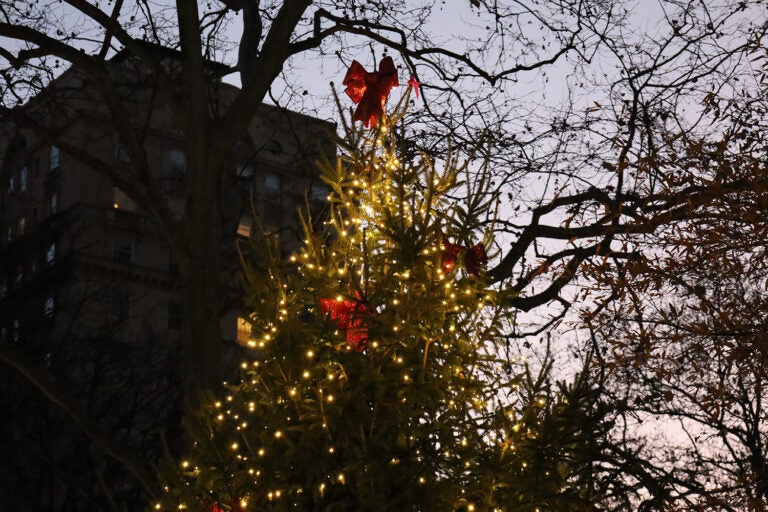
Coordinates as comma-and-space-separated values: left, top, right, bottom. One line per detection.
0, 47, 332, 510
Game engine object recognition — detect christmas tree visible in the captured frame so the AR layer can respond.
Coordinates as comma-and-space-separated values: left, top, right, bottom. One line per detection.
154, 61, 608, 512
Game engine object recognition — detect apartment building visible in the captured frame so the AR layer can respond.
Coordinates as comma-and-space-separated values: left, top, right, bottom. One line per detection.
0, 45, 332, 510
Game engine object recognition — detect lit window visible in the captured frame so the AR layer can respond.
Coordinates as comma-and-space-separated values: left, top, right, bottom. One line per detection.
19, 166, 27, 193
50, 145, 60, 170
169, 148, 186, 175
237, 214, 252, 237
17, 217, 26, 236
168, 301, 183, 332
113, 239, 134, 264
8, 175, 15, 194
112, 186, 139, 211
237, 316, 252, 345
46, 243, 56, 264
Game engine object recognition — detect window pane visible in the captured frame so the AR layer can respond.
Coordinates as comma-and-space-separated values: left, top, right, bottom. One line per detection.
50, 145, 60, 170
264, 174, 280, 200
113, 240, 134, 263
237, 214, 252, 237
19, 167, 27, 192
46, 243, 56, 264
114, 140, 129, 162
237, 164, 254, 179
236, 316, 252, 345
169, 149, 186, 175
43, 296, 55, 318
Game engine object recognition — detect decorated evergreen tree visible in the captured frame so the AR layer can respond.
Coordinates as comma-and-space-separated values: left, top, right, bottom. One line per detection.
154, 61, 611, 512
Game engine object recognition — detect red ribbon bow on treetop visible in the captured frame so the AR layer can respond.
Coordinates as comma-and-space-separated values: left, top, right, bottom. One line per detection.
343, 56, 399, 128
320, 295, 369, 350
441, 238, 488, 276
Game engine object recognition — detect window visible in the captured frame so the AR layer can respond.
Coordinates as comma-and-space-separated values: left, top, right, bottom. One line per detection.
237, 164, 254, 180
17, 217, 26, 236
236, 316, 253, 345
8, 175, 15, 194
237, 214, 252, 238
310, 184, 329, 202
12, 319, 20, 344
49, 193, 58, 215
43, 295, 55, 318
168, 301, 183, 332
114, 139, 129, 162
19, 166, 27, 193
50, 145, 60, 170
6, 226, 12, 242
264, 173, 281, 200
169, 148, 186, 175
112, 186, 139, 212
113, 239, 134, 264
46, 243, 56, 264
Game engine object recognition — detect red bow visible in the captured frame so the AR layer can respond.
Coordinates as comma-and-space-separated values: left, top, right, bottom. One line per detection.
343, 56, 399, 128
320, 296, 369, 350
407, 76, 420, 99
441, 238, 488, 276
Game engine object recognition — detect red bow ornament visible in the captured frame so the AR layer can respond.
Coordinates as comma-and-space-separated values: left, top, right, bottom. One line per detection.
441, 238, 488, 276
407, 76, 421, 99
320, 296, 369, 350
343, 56, 399, 128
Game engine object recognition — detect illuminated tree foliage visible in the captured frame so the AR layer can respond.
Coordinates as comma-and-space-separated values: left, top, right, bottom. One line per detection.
155, 99, 613, 512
